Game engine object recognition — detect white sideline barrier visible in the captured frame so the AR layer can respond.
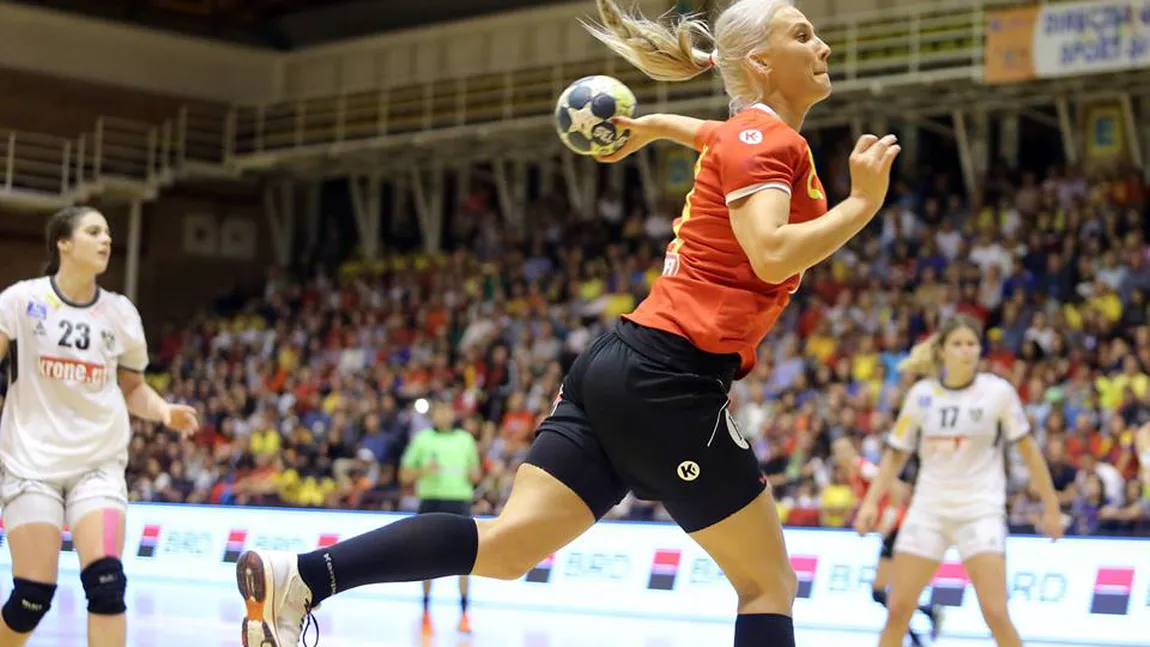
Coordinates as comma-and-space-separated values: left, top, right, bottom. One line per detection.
2, 503, 1146, 645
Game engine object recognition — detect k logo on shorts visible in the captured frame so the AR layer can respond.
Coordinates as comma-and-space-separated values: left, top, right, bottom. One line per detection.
677, 461, 701, 482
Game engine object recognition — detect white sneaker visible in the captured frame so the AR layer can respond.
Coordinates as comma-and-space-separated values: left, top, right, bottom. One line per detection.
236, 550, 316, 647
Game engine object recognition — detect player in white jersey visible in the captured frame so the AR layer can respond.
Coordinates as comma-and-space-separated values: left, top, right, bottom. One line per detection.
854, 315, 1062, 647
0, 206, 198, 646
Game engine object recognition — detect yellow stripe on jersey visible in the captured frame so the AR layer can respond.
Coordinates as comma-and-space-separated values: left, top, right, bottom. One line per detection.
669, 146, 709, 254
805, 147, 824, 201
892, 414, 913, 440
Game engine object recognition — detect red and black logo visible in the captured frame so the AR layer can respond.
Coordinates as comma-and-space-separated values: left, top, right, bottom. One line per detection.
222, 530, 248, 563
525, 554, 556, 583
791, 556, 818, 599
647, 550, 682, 591
137, 525, 162, 558
929, 562, 971, 607
1090, 567, 1134, 616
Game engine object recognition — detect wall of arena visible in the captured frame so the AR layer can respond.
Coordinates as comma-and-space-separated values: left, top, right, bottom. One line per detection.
1, 0, 955, 105
0, 192, 272, 331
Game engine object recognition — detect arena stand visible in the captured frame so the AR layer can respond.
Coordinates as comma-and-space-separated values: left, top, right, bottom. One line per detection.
81, 156, 1145, 539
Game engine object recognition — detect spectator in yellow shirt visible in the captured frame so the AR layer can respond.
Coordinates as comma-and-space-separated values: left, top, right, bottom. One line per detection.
820, 465, 856, 528
251, 417, 282, 459
851, 335, 880, 384
1097, 357, 1150, 411
805, 320, 837, 365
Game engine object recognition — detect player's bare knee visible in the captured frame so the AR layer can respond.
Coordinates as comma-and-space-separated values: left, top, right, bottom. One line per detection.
477, 550, 539, 580
81, 557, 127, 615
885, 594, 919, 623
475, 520, 544, 580
2, 578, 57, 633
728, 566, 797, 610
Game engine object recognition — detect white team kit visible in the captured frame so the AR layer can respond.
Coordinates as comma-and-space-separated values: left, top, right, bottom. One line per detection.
887, 373, 1030, 562
0, 277, 147, 529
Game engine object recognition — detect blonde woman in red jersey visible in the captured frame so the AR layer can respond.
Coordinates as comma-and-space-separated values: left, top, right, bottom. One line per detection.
235, 2, 900, 646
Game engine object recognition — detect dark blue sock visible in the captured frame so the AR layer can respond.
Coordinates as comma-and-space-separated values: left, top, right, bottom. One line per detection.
734, 613, 794, 647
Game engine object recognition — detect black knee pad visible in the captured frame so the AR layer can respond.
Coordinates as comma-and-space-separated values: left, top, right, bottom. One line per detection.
80, 557, 127, 615
2, 578, 57, 633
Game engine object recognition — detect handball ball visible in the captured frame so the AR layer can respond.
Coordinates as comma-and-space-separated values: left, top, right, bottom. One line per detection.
555, 75, 636, 156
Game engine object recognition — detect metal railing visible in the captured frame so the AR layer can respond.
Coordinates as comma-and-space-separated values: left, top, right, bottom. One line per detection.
230, 0, 997, 157
0, 0, 1087, 203
93, 117, 163, 185
0, 130, 75, 196
0, 117, 180, 205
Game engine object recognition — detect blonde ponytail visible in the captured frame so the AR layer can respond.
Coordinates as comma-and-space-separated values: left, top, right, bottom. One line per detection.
584, 0, 714, 82
585, 0, 797, 111
898, 334, 942, 378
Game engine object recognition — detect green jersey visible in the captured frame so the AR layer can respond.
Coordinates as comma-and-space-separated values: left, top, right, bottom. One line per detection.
401, 428, 479, 501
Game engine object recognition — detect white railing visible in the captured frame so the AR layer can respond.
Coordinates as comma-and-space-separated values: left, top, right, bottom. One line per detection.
228, 0, 1003, 158
0, 0, 1107, 204
1, 119, 173, 205
0, 130, 75, 196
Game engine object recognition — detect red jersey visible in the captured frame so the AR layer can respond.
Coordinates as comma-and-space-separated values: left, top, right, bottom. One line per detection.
625, 103, 828, 377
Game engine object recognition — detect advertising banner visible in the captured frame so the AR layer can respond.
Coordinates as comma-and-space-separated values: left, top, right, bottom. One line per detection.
2, 504, 1146, 644
985, 1, 1150, 84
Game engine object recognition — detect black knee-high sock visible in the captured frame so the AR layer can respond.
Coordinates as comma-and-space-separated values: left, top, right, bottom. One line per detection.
297, 513, 478, 606
423, 592, 431, 613
734, 614, 794, 647
460, 593, 469, 614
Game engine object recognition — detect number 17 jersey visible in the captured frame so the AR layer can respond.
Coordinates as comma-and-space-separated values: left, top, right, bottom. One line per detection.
0, 277, 148, 480
887, 373, 1030, 520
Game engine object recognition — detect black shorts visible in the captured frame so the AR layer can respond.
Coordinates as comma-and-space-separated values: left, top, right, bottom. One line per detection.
417, 499, 472, 517
880, 526, 900, 560
526, 319, 766, 533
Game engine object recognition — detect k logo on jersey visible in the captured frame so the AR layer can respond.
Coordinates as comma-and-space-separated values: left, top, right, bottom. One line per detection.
102, 330, 115, 352
739, 129, 763, 145
970, 408, 983, 422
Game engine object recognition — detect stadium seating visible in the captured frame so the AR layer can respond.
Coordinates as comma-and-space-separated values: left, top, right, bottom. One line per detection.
102, 159, 1150, 538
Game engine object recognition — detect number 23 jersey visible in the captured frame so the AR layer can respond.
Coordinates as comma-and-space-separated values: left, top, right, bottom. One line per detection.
887, 373, 1030, 519
0, 277, 148, 480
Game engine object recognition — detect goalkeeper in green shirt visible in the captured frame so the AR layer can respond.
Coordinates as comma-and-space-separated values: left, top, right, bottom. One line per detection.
400, 401, 481, 637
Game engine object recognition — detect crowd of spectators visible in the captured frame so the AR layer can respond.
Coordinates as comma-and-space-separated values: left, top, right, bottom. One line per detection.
3, 152, 1148, 538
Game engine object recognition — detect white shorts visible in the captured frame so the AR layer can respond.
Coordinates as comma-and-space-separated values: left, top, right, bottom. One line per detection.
0, 460, 128, 531
894, 506, 1007, 562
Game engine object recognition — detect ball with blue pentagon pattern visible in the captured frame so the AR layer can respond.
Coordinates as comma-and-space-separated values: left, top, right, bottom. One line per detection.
555, 75, 637, 156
